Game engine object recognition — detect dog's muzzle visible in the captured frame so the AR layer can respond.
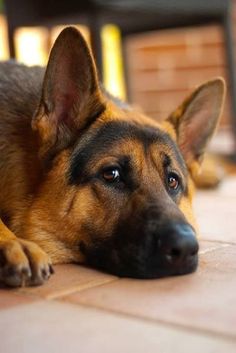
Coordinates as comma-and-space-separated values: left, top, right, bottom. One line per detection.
80, 213, 199, 279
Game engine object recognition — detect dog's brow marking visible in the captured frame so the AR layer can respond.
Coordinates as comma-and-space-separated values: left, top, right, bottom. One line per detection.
82, 104, 106, 131
163, 153, 171, 168
68, 121, 187, 185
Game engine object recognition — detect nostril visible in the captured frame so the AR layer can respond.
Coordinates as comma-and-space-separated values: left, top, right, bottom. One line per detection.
157, 223, 199, 265
170, 247, 182, 258
163, 236, 199, 263
164, 246, 183, 263
165, 243, 197, 264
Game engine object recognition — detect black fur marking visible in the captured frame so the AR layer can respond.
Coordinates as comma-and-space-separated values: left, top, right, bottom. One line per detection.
163, 153, 171, 168
68, 120, 187, 185
80, 205, 198, 278
80, 103, 106, 132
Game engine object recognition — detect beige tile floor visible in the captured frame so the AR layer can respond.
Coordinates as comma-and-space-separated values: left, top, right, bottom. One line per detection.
0, 133, 236, 353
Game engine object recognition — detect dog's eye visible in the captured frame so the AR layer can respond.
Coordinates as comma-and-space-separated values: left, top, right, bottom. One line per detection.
103, 168, 120, 183
167, 172, 180, 191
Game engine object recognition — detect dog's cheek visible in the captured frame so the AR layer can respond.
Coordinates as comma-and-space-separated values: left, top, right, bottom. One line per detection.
17, 153, 83, 262
179, 197, 197, 231
178, 177, 198, 235
71, 186, 122, 243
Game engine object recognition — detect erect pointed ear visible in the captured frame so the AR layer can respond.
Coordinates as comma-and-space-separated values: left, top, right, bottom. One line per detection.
166, 78, 226, 169
32, 27, 105, 159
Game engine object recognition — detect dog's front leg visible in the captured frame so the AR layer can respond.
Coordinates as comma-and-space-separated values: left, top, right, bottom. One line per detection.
0, 219, 53, 287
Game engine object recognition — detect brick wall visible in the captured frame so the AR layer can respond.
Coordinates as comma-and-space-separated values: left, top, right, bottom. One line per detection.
125, 23, 230, 127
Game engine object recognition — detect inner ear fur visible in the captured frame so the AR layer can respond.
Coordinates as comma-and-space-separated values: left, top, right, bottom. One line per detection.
166, 78, 226, 169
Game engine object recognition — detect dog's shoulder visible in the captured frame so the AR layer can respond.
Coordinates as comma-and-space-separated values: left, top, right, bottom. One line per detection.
0, 61, 44, 120
0, 60, 44, 89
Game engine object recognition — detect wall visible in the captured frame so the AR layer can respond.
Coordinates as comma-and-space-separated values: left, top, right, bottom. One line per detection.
125, 25, 230, 127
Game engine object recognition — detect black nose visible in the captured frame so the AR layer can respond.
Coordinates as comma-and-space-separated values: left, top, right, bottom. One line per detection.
159, 224, 198, 267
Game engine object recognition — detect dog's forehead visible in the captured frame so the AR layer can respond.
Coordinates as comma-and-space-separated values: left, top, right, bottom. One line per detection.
68, 120, 187, 184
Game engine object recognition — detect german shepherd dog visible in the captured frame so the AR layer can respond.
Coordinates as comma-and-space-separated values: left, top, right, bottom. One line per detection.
0, 27, 225, 287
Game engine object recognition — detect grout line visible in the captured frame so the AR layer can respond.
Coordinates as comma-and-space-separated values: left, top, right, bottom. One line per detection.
45, 277, 119, 300
200, 238, 236, 246
56, 297, 236, 343
195, 194, 236, 200
2, 283, 236, 342
199, 243, 231, 255
14, 277, 119, 301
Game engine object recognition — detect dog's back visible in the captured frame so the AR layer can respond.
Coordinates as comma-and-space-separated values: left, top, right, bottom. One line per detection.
0, 62, 44, 222
0, 61, 43, 118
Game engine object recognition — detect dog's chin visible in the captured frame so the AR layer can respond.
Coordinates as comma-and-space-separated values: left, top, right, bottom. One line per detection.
79, 241, 198, 279
116, 257, 199, 279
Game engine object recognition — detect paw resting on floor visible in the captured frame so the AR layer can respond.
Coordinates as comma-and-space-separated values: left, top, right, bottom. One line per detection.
0, 238, 54, 287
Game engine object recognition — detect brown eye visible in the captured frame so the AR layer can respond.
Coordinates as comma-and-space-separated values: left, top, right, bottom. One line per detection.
103, 168, 120, 183
167, 172, 179, 191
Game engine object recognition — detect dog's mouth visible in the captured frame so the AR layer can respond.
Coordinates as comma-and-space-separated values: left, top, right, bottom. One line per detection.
79, 235, 199, 279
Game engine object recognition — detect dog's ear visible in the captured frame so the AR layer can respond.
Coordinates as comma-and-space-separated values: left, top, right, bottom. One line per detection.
32, 27, 105, 158
166, 78, 226, 168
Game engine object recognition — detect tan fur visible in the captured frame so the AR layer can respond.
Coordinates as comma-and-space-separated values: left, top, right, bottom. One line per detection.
0, 27, 225, 286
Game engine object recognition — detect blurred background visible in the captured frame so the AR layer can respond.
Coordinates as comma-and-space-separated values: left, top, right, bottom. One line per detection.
0, 0, 236, 157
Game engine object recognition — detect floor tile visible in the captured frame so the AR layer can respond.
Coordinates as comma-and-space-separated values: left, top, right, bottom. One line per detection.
0, 290, 36, 310
216, 176, 236, 197
0, 301, 235, 353
199, 240, 229, 254
18, 264, 117, 299
194, 192, 236, 243
64, 244, 236, 339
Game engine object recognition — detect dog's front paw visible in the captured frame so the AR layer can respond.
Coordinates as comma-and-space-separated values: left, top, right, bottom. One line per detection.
0, 238, 54, 287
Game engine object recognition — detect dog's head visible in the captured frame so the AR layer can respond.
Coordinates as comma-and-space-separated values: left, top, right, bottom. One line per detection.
28, 27, 225, 278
